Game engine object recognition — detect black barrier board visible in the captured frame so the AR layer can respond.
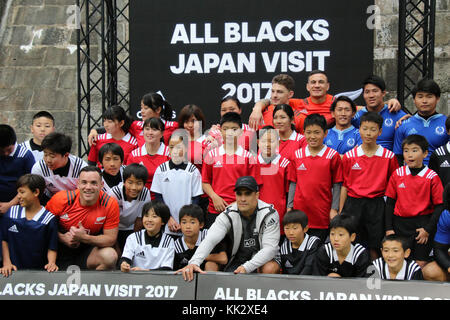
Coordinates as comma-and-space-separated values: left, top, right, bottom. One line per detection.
129, 0, 374, 127
196, 272, 450, 300
0, 270, 195, 300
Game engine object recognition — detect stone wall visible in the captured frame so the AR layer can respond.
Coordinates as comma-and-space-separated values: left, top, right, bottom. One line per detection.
0, 0, 448, 157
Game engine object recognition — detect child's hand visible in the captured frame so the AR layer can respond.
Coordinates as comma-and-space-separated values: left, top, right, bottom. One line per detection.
234, 266, 247, 274
212, 195, 228, 213
385, 230, 395, 236
415, 228, 429, 244
88, 129, 99, 147
130, 267, 149, 271
0, 263, 17, 277
168, 217, 181, 233
329, 209, 338, 220
44, 262, 59, 273
120, 261, 131, 273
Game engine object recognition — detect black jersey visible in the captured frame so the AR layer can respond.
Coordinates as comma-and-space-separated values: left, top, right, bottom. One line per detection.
429, 142, 450, 187
372, 257, 423, 280
313, 242, 370, 278
279, 234, 321, 275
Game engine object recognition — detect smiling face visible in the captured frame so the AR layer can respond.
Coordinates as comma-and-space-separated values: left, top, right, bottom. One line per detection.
142, 208, 164, 237
381, 240, 410, 272
304, 124, 326, 149
78, 170, 103, 206
220, 100, 241, 117
143, 125, 163, 144
363, 83, 386, 112
306, 73, 329, 99
43, 149, 69, 171
271, 83, 293, 106
331, 100, 355, 129
273, 109, 293, 134
103, 118, 124, 136
124, 175, 145, 201
17, 185, 39, 209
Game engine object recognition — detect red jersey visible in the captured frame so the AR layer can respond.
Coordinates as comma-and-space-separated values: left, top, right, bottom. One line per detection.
279, 131, 307, 161
126, 144, 170, 190
88, 133, 138, 166
385, 166, 443, 217
129, 120, 179, 147
46, 190, 119, 234
202, 146, 261, 214
208, 123, 256, 151
342, 145, 399, 199
262, 99, 308, 133
257, 154, 294, 231
290, 145, 343, 229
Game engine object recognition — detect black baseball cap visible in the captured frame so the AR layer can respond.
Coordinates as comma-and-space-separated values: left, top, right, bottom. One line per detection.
234, 176, 259, 192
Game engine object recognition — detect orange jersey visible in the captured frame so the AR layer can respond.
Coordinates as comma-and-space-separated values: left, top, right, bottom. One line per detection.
302, 94, 335, 126
261, 99, 309, 134
46, 190, 120, 235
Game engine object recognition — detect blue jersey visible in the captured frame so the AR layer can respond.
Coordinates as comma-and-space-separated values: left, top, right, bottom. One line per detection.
434, 209, 450, 245
1, 205, 58, 269
325, 125, 362, 155
393, 113, 449, 165
0, 143, 35, 202
352, 105, 407, 151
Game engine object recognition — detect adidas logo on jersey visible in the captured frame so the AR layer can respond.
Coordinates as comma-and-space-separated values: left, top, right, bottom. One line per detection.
398, 182, 406, 188
213, 161, 223, 168
297, 163, 307, 171
61, 213, 69, 220
181, 258, 189, 265
136, 251, 145, 258
351, 163, 362, 170
408, 128, 418, 135
164, 177, 170, 182
285, 260, 293, 268
440, 160, 450, 168
8, 225, 19, 233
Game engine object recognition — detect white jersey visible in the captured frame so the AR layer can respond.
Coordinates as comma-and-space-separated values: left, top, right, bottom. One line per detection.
122, 230, 175, 270
151, 161, 203, 235
101, 165, 125, 194
31, 154, 87, 197
108, 182, 151, 230
19, 140, 43, 163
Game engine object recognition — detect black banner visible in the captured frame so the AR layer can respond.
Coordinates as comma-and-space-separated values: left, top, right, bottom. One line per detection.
129, 0, 375, 127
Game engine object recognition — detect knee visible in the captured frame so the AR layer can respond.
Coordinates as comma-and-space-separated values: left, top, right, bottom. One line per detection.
259, 261, 280, 274
422, 262, 446, 281
89, 247, 118, 270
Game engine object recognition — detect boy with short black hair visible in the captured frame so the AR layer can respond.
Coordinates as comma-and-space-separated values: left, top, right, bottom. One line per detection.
326, 95, 362, 155
279, 210, 321, 275
31, 132, 87, 201
202, 112, 260, 228
288, 113, 343, 242
352, 75, 407, 151
108, 163, 151, 252
174, 204, 227, 270
385, 134, 443, 268
20, 111, 55, 162
99, 143, 125, 194
394, 78, 448, 165
313, 214, 370, 278
0, 124, 35, 214
340, 112, 399, 259
429, 116, 450, 187
256, 126, 294, 230
372, 234, 423, 280
151, 131, 203, 236
0, 174, 58, 276
120, 201, 175, 272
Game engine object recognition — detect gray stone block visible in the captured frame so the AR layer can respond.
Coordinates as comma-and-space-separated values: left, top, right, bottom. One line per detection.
43, 46, 76, 66
57, 67, 76, 89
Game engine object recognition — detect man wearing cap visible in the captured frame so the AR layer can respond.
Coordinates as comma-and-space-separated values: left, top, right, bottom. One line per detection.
176, 176, 280, 280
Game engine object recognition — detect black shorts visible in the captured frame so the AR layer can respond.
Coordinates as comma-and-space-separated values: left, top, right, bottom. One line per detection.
117, 229, 134, 253
392, 214, 433, 261
205, 212, 219, 229
56, 243, 95, 271
342, 196, 385, 249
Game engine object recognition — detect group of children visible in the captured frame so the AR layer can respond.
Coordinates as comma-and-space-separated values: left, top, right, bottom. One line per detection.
0, 74, 449, 284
